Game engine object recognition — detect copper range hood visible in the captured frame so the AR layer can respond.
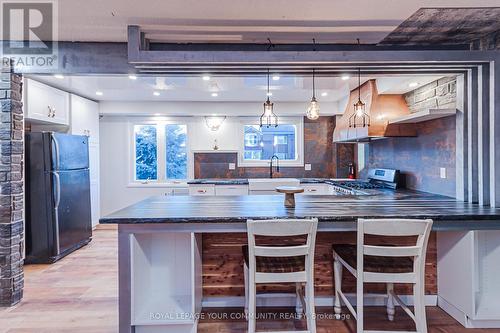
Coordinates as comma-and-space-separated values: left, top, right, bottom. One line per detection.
333, 79, 416, 143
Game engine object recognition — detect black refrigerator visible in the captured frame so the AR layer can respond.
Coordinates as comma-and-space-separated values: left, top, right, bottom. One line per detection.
25, 132, 92, 263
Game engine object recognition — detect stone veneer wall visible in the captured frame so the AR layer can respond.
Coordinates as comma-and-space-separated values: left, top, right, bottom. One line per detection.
194, 116, 355, 179
471, 30, 500, 50
0, 63, 24, 306
404, 76, 456, 114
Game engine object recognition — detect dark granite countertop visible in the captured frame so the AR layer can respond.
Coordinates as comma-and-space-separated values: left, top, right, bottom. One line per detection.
187, 179, 249, 185
186, 178, 349, 185
100, 192, 500, 230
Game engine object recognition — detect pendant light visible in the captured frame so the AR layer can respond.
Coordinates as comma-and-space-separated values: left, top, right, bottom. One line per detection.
348, 67, 370, 128
306, 69, 320, 120
260, 69, 278, 128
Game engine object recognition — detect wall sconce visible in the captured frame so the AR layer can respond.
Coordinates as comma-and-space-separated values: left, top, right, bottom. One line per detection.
204, 116, 226, 131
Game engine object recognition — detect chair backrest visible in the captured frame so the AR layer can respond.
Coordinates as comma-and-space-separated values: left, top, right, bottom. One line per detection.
247, 218, 318, 271
357, 218, 433, 274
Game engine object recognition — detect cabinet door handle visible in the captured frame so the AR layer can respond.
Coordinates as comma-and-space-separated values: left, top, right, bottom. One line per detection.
52, 107, 56, 117
47, 106, 52, 117
308, 189, 317, 192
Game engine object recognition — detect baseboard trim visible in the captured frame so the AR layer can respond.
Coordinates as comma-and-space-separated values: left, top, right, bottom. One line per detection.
438, 296, 500, 328
203, 293, 438, 308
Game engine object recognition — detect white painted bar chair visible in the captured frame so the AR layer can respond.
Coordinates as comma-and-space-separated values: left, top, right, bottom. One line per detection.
332, 218, 433, 333
243, 218, 318, 333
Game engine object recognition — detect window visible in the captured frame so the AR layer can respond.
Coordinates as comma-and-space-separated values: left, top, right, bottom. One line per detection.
239, 117, 304, 167
132, 122, 188, 183
165, 124, 187, 180
245, 133, 259, 147
274, 135, 287, 145
134, 125, 158, 181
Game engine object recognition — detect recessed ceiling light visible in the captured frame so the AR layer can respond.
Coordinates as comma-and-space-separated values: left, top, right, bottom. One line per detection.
272, 75, 280, 81
408, 82, 419, 88
321, 92, 328, 97
95, 91, 103, 96
341, 75, 350, 81
266, 92, 273, 96
154, 113, 161, 116
202, 75, 211, 81
53, 74, 64, 79
153, 91, 160, 96
211, 92, 218, 97
128, 75, 137, 80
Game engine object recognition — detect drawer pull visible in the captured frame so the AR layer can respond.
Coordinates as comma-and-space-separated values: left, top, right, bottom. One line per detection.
308, 189, 317, 192
197, 190, 207, 193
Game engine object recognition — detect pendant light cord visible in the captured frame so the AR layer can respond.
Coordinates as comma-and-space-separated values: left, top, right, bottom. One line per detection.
312, 69, 316, 99
267, 68, 270, 98
358, 67, 361, 102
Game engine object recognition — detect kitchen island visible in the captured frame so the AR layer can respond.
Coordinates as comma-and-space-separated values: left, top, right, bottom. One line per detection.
101, 194, 500, 333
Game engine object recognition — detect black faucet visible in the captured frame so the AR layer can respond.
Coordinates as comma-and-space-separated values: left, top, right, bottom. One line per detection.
270, 155, 280, 178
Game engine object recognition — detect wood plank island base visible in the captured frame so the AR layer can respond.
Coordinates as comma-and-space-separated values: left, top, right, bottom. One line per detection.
100, 194, 500, 333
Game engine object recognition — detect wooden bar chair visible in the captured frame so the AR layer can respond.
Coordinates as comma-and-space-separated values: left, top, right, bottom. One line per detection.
243, 218, 318, 333
332, 218, 433, 333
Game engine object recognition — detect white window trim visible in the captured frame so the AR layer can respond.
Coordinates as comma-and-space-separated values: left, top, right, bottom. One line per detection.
238, 116, 304, 167
127, 117, 193, 186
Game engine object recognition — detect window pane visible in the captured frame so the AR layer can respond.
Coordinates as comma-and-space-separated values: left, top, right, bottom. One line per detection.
243, 124, 296, 161
135, 125, 157, 180
166, 124, 187, 179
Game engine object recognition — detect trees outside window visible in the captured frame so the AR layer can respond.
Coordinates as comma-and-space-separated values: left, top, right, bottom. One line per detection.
133, 122, 188, 182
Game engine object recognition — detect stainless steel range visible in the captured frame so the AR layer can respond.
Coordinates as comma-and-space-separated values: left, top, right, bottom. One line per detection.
329, 168, 400, 195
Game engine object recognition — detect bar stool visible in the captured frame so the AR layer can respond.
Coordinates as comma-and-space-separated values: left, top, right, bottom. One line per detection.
332, 218, 433, 333
243, 218, 318, 333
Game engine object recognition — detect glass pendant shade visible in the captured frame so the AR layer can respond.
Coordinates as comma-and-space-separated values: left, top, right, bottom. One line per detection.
354, 99, 365, 116
306, 69, 320, 120
260, 70, 278, 128
307, 97, 320, 120
204, 116, 226, 131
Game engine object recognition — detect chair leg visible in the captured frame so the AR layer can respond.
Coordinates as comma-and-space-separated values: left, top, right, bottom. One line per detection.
295, 282, 304, 318
305, 275, 317, 333
356, 278, 363, 333
386, 283, 395, 321
333, 256, 343, 319
248, 276, 257, 333
244, 264, 249, 316
413, 282, 428, 333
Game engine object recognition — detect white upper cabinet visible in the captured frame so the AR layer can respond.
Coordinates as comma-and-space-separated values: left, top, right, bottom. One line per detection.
70, 94, 100, 144
24, 78, 70, 125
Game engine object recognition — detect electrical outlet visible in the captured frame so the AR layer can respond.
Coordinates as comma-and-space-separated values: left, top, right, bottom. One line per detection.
229, 163, 236, 170
440, 167, 446, 179
305, 164, 312, 171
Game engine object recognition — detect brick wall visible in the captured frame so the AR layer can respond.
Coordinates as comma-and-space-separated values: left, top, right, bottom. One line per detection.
0, 62, 24, 307
404, 77, 457, 114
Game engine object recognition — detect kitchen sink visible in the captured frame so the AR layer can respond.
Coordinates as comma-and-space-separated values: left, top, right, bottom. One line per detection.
248, 178, 300, 192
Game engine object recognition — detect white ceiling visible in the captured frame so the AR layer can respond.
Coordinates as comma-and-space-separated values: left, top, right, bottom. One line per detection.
30, 74, 445, 103
54, 0, 499, 44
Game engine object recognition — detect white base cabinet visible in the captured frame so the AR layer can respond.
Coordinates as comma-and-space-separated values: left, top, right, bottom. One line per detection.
437, 230, 500, 328
131, 232, 202, 333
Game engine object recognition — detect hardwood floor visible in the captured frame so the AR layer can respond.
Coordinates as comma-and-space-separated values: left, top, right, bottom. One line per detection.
0, 225, 497, 333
